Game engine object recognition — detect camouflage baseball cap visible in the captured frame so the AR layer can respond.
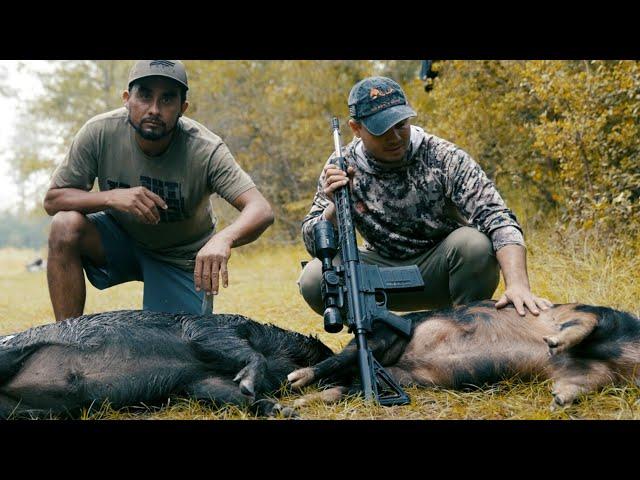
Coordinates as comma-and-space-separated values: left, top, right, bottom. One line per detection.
348, 76, 416, 135
128, 60, 189, 91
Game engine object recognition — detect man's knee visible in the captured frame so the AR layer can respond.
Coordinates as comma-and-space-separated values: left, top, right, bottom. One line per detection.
444, 227, 499, 302
48, 211, 90, 250
445, 227, 495, 263
297, 259, 325, 315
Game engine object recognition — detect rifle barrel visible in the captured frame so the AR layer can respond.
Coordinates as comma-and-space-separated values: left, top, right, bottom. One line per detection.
332, 118, 342, 159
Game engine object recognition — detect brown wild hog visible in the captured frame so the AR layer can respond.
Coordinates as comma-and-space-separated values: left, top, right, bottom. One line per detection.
288, 300, 640, 409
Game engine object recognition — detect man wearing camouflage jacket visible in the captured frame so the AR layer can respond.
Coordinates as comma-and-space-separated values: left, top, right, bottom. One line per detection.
298, 76, 551, 317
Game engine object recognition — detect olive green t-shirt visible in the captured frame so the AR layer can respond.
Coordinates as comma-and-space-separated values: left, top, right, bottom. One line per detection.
51, 107, 255, 271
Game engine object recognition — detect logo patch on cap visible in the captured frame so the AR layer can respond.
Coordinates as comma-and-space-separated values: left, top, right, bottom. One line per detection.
150, 60, 176, 68
369, 87, 394, 99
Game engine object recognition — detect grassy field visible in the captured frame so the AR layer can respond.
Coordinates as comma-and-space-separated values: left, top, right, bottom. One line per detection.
1, 231, 638, 420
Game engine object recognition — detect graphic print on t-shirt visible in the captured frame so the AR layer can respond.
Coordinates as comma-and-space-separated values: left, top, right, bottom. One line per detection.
107, 176, 187, 223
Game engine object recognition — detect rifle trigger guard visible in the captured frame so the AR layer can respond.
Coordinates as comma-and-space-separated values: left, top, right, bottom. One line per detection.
374, 290, 387, 307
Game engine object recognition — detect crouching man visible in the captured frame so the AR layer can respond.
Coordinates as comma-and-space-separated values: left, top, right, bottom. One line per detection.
44, 60, 273, 320
298, 76, 550, 316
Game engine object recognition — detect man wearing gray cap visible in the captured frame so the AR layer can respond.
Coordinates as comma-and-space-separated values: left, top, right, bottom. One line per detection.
44, 60, 274, 321
299, 76, 551, 317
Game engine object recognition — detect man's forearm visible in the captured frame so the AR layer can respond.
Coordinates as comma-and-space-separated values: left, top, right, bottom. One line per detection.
215, 202, 274, 248
43, 188, 113, 216
495, 244, 530, 289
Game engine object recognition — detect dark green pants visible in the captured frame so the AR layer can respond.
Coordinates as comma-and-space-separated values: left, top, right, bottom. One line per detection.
297, 226, 500, 315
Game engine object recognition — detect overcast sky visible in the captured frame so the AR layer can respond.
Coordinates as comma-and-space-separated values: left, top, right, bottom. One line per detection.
0, 61, 51, 211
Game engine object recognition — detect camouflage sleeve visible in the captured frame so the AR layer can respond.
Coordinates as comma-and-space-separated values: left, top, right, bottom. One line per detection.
491, 225, 526, 251
441, 148, 525, 251
301, 156, 335, 257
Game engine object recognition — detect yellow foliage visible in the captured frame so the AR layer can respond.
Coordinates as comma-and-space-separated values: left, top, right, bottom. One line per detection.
6, 60, 639, 248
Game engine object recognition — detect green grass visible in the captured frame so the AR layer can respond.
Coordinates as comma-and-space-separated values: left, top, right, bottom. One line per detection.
1, 230, 638, 420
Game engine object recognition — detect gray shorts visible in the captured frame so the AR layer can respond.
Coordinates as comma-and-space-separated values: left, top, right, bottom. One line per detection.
82, 212, 212, 315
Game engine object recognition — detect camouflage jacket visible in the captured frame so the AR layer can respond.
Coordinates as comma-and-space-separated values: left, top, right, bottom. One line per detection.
301, 126, 524, 259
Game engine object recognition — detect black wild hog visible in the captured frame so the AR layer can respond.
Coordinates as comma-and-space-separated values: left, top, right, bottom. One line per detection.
0, 310, 333, 418
289, 300, 640, 409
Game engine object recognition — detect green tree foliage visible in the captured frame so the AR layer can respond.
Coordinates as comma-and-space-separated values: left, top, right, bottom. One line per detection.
6, 61, 131, 200
31, 60, 131, 145
185, 60, 372, 239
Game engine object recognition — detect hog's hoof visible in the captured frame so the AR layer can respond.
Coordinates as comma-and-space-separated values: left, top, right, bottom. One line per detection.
293, 397, 312, 408
550, 388, 576, 411
257, 400, 298, 418
543, 336, 561, 355
287, 368, 315, 390
270, 403, 299, 419
233, 366, 256, 397
238, 380, 255, 397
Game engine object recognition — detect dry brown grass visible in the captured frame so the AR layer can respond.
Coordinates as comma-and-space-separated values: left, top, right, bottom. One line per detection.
1, 227, 638, 420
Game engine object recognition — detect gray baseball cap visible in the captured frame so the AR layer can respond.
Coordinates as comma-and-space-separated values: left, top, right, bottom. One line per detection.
348, 76, 416, 135
128, 60, 189, 91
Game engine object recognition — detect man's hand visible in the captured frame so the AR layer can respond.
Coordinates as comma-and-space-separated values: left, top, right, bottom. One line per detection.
107, 187, 167, 224
495, 284, 553, 316
322, 164, 355, 224
194, 234, 234, 295
192, 187, 273, 296
495, 244, 553, 316
323, 164, 355, 200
